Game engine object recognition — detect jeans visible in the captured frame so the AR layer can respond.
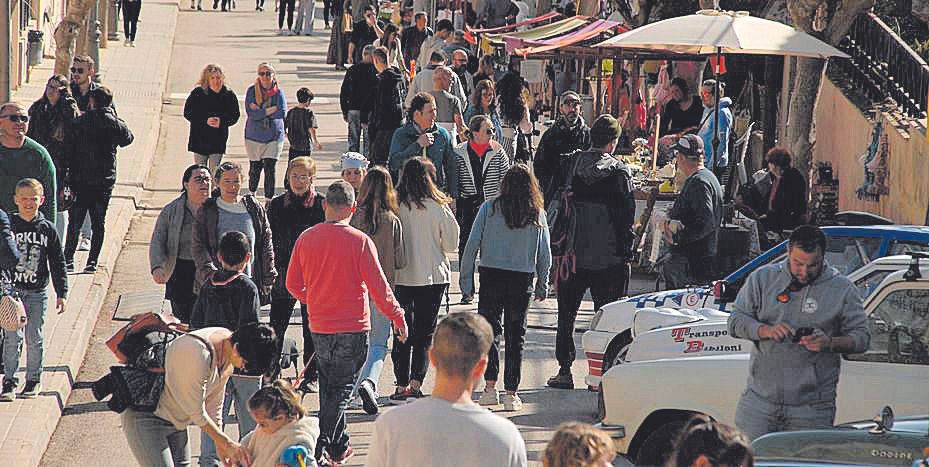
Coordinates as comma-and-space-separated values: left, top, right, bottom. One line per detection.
312, 332, 367, 460
199, 375, 260, 466
294, 0, 316, 33
278, 0, 295, 29
477, 268, 532, 392
555, 264, 628, 370
392, 284, 446, 386
122, 0, 142, 41
193, 153, 223, 176
122, 409, 191, 467
248, 158, 277, 198
346, 110, 369, 156
352, 300, 391, 396
2, 289, 49, 385
64, 185, 113, 266
662, 251, 714, 290
735, 389, 836, 440
269, 297, 317, 378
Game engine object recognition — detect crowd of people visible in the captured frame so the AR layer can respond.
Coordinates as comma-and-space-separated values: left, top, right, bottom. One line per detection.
0, 2, 856, 467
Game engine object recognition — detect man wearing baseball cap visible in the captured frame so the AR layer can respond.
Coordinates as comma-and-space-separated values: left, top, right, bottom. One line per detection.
662, 134, 724, 289
547, 114, 635, 390
533, 90, 591, 202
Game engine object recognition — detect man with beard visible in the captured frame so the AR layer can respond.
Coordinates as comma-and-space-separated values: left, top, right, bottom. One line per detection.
449, 50, 473, 102
533, 91, 590, 202
400, 12, 432, 71
368, 46, 404, 167
728, 225, 869, 440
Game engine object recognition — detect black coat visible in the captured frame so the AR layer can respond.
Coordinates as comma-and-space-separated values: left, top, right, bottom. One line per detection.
340, 62, 378, 119
69, 107, 134, 188
762, 167, 808, 232
534, 117, 591, 200
267, 191, 325, 300
369, 66, 404, 132
183, 86, 240, 156
27, 95, 80, 184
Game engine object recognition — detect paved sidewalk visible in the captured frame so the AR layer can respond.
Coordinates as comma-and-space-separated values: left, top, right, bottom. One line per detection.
0, 1, 179, 465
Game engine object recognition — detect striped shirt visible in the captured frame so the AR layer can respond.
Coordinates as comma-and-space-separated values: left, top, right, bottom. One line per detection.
454, 140, 510, 200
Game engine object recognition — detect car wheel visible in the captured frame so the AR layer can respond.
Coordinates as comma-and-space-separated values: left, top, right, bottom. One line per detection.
596, 332, 633, 421
635, 420, 685, 466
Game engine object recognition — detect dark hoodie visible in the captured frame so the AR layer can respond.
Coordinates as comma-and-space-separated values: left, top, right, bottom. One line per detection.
189, 268, 260, 331
340, 62, 377, 120
267, 190, 325, 300
10, 212, 63, 295
28, 94, 80, 186
534, 116, 591, 201
369, 66, 405, 133
558, 149, 636, 270
69, 106, 134, 188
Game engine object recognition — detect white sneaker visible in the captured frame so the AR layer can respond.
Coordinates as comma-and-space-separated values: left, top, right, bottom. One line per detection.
502, 393, 523, 411
123, 39, 130, 47
478, 387, 499, 406
347, 396, 362, 410
78, 236, 91, 251
129, 41, 136, 47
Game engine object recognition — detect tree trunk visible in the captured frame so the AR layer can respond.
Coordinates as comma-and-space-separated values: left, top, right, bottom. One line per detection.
53, 0, 97, 76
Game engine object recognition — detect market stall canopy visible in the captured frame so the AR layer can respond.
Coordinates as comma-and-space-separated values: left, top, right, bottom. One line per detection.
484, 15, 591, 48
594, 9, 849, 59
465, 11, 562, 38
506, 19, 626, 56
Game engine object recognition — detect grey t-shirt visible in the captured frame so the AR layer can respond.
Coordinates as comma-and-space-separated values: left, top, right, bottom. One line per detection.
216, 198, 256, 277
368, 397, 527, 467
429, 90, 463, 124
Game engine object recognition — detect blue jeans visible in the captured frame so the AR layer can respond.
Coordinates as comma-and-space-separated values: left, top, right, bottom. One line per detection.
312, 332, 367, 460
2, 289, 49, 385
198, 374, 260, 466
352, 301, 391, 396
735, 389, 836, 440
346, 110, 369, 155
122, 409, 191, 467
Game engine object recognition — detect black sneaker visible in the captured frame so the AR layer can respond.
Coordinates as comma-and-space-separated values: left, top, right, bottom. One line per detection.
358, 379, 379, 415
83, 262, 97, 273
459, 294, 473, 305
65, 262, 74, 273
546, 371, 574, 390
298, 377, 318, 394
20, 380, 41, 398
0, 380, 16, 402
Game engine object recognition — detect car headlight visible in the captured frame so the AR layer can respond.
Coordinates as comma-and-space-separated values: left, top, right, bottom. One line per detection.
589, 309, 604, 330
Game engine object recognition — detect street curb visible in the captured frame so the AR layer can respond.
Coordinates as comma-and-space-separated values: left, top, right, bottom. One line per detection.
0, 2, 180, 465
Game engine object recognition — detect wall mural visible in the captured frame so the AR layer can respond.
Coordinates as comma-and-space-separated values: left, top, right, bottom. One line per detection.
856, 120, 890, 202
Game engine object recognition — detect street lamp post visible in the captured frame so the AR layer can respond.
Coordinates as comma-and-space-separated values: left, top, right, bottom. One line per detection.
108, 0, 120, 41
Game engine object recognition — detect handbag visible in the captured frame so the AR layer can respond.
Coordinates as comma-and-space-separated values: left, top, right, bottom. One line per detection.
343, 12, 353, 32
0, 274, 25, 332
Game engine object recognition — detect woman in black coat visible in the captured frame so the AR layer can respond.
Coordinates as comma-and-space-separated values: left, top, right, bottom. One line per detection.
183, 64, 240, 174
759, 147, 808, 232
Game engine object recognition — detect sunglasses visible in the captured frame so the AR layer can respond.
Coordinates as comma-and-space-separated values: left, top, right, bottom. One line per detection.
70, 67, 87, 74
258, 71, 273, 77
484, 128, 495, 136
563, 100, 581, 107
2, 115, 29, 123
192, 175, 212, 183
775, 280, 805, 303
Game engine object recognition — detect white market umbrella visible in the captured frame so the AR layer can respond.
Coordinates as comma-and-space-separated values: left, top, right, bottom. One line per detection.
595, 9, 848, 177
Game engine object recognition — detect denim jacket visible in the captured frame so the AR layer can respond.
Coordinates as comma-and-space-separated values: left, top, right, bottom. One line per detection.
388, 122, 458, 196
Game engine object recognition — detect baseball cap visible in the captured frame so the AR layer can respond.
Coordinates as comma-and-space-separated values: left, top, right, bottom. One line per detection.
560, 90, 581, 105
589, 114, 621, 140
670, 134, 704, 160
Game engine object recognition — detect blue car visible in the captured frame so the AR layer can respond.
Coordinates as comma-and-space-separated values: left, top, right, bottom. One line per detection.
583, 225, 929, 388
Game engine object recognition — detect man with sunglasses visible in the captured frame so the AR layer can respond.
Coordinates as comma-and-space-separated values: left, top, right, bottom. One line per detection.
534, 91, 591, 203
0, 102, 57, 223
68, 55, 112, 113
728, 225, 870, 440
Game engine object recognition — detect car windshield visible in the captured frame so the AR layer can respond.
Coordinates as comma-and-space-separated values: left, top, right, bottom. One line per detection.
848, 288, 929, 365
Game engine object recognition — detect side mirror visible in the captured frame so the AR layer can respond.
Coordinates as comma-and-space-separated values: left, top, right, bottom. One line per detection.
713, 280, 737, 302
870, 406, 894, 433
903, 252, 929, 281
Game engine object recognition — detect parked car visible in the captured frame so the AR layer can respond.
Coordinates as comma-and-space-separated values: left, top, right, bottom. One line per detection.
595, 265, 929, 464
753, 407, 929, 467
583, 225, 929, 388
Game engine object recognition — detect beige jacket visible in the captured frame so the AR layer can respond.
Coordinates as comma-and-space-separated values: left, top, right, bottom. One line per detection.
350, 207, 406, 286
394, 199, 459, 286
154, 328, 228, 430
242, 416, 320, 467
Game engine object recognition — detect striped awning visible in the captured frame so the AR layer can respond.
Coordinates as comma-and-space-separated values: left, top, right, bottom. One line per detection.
484, 16, 591, 48
506, 19, 626, 56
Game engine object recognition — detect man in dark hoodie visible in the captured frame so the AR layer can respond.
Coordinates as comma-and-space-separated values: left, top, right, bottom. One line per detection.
63, 86, 133, 274
189, 230, 262, 466
534, 90, 591, 202
368, 46, 405, 167
340, 45, 378, 156
547, 115, 635, 390
728, 226, 870, 440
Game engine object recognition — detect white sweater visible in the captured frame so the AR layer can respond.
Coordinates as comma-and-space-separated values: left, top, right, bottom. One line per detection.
154, 328, 227, 430
242, 417, 320, 467
395, 199, 459, 286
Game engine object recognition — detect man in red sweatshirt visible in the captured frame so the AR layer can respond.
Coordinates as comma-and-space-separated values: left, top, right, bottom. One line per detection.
286, 179, 408, 465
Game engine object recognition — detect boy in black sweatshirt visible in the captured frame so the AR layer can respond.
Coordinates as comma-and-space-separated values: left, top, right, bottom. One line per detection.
188, 230, 263, 455
1, 178, 68, 401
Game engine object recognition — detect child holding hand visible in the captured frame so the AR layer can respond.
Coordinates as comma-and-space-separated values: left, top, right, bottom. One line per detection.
243, 379, 320, 467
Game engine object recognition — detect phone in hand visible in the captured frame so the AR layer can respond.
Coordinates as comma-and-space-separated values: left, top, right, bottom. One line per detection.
792, 327, 814, 343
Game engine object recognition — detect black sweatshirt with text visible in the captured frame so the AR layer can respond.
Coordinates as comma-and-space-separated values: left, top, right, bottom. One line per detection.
11, 212, 68, 298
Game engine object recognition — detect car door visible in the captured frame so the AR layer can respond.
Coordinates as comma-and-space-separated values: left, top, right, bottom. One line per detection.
835, 281, 929, 422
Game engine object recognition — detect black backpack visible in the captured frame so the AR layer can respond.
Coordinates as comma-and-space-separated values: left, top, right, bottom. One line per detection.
547, 151, 583, 288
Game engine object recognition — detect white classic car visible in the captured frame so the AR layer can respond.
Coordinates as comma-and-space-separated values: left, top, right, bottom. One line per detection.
582, 248, 924, 389
596, 266, 929, 465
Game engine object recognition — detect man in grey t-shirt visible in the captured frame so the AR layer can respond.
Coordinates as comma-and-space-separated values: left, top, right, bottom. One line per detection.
429, 66, 464, 142
368, 312, 528, 467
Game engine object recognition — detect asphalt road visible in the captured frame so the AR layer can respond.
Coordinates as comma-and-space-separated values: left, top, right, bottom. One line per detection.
40, 6, 650, 466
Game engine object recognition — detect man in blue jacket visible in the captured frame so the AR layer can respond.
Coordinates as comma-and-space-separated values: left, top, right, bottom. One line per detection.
388, 92, 457, 196
697, 79, 732, 181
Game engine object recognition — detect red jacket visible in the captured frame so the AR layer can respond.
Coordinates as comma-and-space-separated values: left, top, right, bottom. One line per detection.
286, 222, 405, 334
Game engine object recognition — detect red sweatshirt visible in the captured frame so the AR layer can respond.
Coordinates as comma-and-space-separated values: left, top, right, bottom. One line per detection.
286, 222, 405, 334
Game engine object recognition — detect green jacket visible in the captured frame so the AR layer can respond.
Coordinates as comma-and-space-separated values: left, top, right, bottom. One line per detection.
0, 137, 57, 220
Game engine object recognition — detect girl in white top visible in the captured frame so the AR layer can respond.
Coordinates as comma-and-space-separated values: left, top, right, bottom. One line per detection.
390, 156, 459, 403
243, 379, 320, 467
372, 23, 404, 72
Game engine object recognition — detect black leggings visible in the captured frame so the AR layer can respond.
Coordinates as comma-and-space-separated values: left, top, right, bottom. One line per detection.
248, 158, 277, 198
64, 185, 114, 266
278, 0, 295, 29
322, 0, 331, 23
122, 0, 141, 41
392, 284, 447, 386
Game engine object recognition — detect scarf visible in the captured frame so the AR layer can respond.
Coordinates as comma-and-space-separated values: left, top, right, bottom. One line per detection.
468, 140, 491, 157
254, 81, 279, 107
284, 186, 318, 208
